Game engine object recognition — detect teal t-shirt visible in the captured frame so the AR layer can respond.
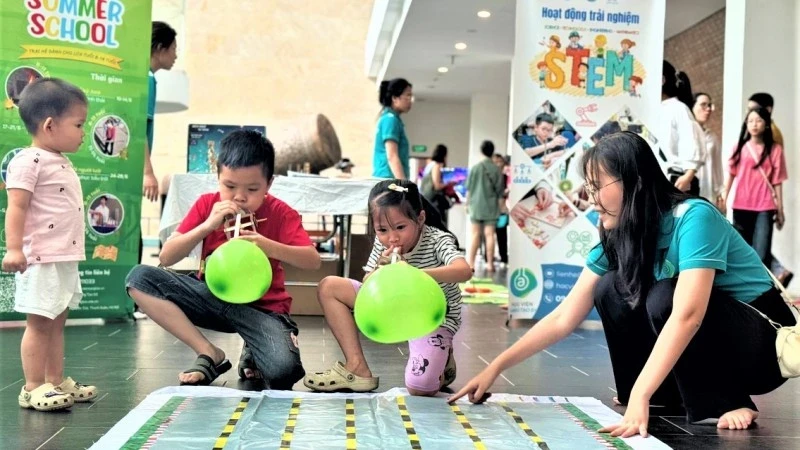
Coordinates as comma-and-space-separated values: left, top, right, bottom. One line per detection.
146, 71, 156, 150
372, 108, 409, 178
586, 199, 772, 303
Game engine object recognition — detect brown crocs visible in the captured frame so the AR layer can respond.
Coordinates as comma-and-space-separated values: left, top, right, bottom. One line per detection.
18, 383, 74, 411
303, 361, 379, 392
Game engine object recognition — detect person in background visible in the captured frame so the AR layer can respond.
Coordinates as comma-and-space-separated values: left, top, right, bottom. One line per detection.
722, 107, 788, 273
691, 93, 724, 207
136, 21, 178, 319
485, 154, 509, 267
659, 61, 706, 196
373, 78, 413, 179
420, 144, 454, 225
745, 93, 793, 287
465, 141, 504, 274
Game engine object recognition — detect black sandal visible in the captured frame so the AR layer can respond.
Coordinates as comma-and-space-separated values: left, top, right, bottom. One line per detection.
237, 345, 262, 380
180, 355, 232, 386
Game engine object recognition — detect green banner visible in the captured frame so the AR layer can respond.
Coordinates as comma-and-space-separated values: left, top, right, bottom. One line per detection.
0, 0, 152, 320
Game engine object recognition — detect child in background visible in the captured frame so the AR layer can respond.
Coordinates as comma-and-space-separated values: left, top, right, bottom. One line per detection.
304, 180, 472, 396
3, 78, 97, 411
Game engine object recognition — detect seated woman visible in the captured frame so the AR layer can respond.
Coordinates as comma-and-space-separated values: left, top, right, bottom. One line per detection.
449, 131, 796, 437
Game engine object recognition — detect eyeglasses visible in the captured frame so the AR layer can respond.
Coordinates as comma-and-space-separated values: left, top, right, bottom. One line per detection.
583, 179, 620, 198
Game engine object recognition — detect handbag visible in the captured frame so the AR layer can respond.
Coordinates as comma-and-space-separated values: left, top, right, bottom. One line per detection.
740, 265, 800, 378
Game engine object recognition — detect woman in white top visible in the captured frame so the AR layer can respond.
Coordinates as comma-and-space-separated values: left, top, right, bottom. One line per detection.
659, 61, 706, 195
692, 93, 724, 205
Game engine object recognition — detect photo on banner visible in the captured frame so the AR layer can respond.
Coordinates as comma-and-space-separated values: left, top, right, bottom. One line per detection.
509, 179, 578, 249
512, 100, 581, 172
507, 0, 666, 320
0, 1, 153, 320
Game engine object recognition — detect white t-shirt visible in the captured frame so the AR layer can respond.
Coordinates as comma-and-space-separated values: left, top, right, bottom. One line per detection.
94, 204, 110, 225
365, 225, 464, 335
659, 97, 706, 174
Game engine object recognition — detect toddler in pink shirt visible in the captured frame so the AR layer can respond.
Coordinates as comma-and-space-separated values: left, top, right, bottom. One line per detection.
2, 78, 97, 411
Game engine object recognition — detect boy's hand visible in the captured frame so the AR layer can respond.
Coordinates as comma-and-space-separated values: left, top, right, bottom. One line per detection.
2, 249, 27, 274
202, 200, 239, 234
236, 229, 268, 250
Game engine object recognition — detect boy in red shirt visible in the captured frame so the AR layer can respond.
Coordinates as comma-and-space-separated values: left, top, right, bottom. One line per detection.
125, 130, 320, 388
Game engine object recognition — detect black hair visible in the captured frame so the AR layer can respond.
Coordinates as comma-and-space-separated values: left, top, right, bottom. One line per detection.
431, 144, 447, 163
217, 130, 275, 180
367, 179, 457, 246
731, 107, 774, 169
748, 92, 774, 109
151, 21, 177, 53
662, 60, 693, 109
693, 92, 710, 104
99, 195, 108, 201
535, 113, 555, 126
17, 78, 88, 135
379, 78, 412, 107
480, 140, 495, 158
581, 131, 690, 307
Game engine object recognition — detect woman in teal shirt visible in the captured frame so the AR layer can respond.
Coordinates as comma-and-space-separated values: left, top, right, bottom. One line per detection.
373, 78, 413, 179
450, 132, 796, 436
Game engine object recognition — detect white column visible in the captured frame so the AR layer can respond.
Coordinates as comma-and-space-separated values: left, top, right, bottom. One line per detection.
453, 93, 509, 256
723, 0, 799, 290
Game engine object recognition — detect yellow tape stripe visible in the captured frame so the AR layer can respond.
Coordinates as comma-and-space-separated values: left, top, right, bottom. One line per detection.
449, 404, 486, 450
212, 398, 250, 450
501, 403, 550, 449
345, 399, 356, 449
396, 396, 421, 449
279, 398, 302, 450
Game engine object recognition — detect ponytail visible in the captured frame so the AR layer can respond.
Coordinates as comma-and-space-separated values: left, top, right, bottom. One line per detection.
662, 60, 693, 109
378, 78, 412, 107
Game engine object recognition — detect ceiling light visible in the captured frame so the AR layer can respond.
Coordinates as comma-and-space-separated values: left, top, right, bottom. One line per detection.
477, 10, 491, 18
455, 42, 467, 50
437, 67, 449, 73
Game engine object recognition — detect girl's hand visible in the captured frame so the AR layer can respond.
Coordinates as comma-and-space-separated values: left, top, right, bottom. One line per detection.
599, 395, 650, 438
776, 209, 785, 230
1, 249, 27, 274
447, 365, 498, 404
376, 246, 404, 266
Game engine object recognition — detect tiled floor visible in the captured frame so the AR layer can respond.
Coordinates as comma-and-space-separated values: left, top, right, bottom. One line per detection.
1, 263, 799, 449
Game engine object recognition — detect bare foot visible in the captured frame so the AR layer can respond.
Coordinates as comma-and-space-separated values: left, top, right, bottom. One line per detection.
717, 408, 758, 430
344, 360, 373, 379
179, 347, 226, 384
612, 396, 623, 406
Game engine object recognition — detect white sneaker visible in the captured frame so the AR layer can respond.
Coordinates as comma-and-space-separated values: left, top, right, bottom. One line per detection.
133, 311, 148, 320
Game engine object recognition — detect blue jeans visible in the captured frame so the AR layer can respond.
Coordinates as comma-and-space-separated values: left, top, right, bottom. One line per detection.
733, 210, 775, 267
125, 265, 305, 389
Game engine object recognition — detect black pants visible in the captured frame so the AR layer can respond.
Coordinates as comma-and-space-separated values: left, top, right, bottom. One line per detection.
594, 271, 795, 422
496, 225, 508, 264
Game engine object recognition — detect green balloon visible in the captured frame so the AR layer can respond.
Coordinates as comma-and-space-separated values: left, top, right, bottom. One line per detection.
205, 239, 272, 304
354, 262, 447, 344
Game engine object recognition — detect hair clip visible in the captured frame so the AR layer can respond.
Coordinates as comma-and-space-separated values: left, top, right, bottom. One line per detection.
388, 183, 408, 193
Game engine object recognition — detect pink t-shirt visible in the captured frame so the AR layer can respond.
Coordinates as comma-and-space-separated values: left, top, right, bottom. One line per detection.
729, 141, 788, 212
5, 148, 86, 264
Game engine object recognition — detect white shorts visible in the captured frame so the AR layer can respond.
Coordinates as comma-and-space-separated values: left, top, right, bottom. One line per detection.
14, 262, 83, 319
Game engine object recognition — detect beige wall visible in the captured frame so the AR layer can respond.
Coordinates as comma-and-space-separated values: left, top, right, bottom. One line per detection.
144, 1, 378, 236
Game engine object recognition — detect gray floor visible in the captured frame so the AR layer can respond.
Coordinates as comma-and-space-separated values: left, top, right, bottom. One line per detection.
1, 264, 799, 449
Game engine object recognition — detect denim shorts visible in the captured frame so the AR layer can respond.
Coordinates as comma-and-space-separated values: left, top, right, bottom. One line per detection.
125, 265, 305, 389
